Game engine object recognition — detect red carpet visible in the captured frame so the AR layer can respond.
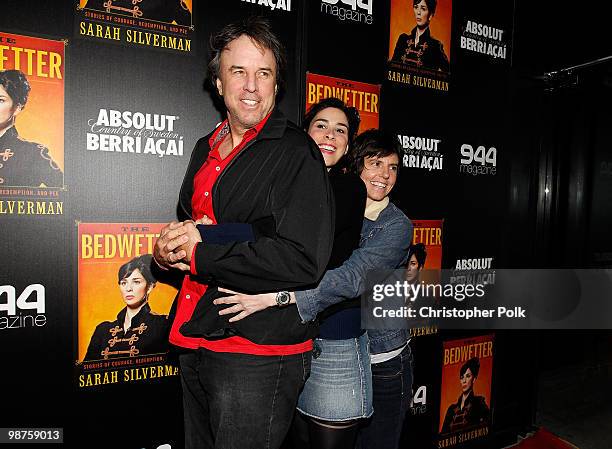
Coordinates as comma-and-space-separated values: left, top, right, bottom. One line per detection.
511, 428, 579, 449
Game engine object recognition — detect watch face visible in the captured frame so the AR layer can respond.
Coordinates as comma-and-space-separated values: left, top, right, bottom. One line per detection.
277, 291, 290, 306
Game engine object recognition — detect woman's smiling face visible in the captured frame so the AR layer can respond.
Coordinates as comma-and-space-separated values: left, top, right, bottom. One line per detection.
307, 107, 350, 168
359, 153, 399, 203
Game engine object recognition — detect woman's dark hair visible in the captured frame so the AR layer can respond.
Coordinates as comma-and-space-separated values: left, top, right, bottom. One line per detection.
460, 357, 480, 378
413, 0, 437, 15
408, 243, 427, 268
118, 254, 156, 285
346, 128, 402, 175
303, 97, 361, 143
208, 16, 286, 92
0, 70, 30, 107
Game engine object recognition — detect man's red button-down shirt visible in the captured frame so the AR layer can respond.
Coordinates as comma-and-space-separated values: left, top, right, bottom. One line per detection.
169, 115, 313, 356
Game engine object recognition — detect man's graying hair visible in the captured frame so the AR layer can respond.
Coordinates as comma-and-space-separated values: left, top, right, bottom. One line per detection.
208, 17, 286, 91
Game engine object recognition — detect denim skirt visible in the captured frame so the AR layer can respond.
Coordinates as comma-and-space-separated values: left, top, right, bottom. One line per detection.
297, 332, 373, 421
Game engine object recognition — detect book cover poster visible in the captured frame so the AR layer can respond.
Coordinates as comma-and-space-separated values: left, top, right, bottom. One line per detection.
305, 72, 380, 134
387, 0, 452, 92
76, 223, 178, 388
438, 334, 494, 447
408, 219, 443, 339
0, 31, 65, 209
75, 0, 193, 53
412, 219, 444, 269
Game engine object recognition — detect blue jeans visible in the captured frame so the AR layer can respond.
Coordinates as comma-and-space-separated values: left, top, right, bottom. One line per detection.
297, 333, 373, 421
356, 344, 413, 449
180, 348, 311, 449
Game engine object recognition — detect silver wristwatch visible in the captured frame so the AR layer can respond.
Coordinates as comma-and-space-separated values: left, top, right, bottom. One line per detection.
276, 291, 291, 307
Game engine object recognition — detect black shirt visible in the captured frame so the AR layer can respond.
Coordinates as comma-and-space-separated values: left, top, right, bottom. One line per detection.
318, 169, 366, 340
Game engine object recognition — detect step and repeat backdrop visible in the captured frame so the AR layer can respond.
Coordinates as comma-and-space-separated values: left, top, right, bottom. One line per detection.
1, 1, 535, 448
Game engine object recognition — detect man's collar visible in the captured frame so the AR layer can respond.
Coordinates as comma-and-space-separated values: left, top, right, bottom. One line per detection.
210, 121, 230, 149
257, 107, 286, 140
364, 197, 390, 221
209, 108, 286, 149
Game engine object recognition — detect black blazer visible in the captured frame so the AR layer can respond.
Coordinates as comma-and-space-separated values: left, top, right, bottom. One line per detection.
177, 108, 335, 345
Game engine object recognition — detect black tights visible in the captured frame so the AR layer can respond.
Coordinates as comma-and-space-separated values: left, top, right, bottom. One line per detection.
308, 417, 359, 449
286, 412, 359, 449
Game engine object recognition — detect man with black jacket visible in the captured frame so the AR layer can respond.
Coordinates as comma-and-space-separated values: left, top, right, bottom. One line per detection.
153, 17, 334, 449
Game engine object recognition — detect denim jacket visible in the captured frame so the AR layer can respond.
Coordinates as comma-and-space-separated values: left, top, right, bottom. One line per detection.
295, 201, 412, 355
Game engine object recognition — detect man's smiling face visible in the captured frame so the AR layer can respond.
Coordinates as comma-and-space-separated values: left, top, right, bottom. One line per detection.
216, 34, 277, 135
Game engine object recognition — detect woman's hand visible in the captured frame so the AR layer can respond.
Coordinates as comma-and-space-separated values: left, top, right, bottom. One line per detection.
213, 288, 278, 322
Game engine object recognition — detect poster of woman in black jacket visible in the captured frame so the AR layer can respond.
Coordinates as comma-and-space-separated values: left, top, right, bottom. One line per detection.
441, 357, 491, 433
84, 254, 169, 361
0, 69, 63, 188
390, 0, 450, 72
